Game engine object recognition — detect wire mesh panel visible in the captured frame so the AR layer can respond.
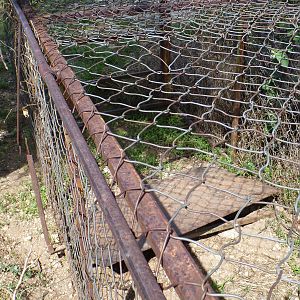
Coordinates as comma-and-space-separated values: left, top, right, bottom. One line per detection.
4, 0, 297, 299
13, 9, 159, 299
25, 1, 300, 299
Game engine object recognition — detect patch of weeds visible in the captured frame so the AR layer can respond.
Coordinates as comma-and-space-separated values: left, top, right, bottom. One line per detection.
60, 42, 140, 82
102, 112, 263, 177
211, 277, 233, 294
271, 49, 289, 68
274, 224, 286, 241
0, 262, 37, 279
30, 0, 96, 13
108, 113, 214, 175
289, 258, 300, 276
0, 261, 41, 299
1, 182, 47, 219
0, 77, 9, 89
282, 189, 299, 207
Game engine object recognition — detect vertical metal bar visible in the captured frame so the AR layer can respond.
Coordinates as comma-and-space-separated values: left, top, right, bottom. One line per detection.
231, 38, 245, 153
160, 0, 172, 93
16, 21, 21, 154
25, 142, 55, 254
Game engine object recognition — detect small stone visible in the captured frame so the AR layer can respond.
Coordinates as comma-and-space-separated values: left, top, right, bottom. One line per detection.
272, 243, 281, 251
218, 228, 240, 239
51, 233, 59, 243
24, 236, 32, 241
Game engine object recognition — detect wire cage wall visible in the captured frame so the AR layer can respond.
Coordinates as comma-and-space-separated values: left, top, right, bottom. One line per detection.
7, 0, 300, 299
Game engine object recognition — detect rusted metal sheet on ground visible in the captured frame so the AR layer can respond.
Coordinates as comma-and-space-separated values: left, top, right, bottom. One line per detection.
25, 5, 218, 300
148, 164, 278, 235
12, 1, 166, 299
91, 163, 278, 267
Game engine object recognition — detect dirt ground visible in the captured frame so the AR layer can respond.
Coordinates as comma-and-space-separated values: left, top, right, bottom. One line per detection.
0, 63, 77, 299
149, 210, 300, 300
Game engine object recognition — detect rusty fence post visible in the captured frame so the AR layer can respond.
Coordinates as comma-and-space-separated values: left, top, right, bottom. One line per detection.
25, 140, 55, 254
160, 0, 172, 93
16, 20, 21, 154
231, 37, 245, 153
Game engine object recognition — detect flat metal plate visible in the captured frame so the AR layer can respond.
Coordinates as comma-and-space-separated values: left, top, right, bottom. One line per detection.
91, 163, 279, 267
148, 164, 278, 236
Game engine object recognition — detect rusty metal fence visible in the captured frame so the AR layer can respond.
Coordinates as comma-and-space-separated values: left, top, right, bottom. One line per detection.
7, 0, 300, 299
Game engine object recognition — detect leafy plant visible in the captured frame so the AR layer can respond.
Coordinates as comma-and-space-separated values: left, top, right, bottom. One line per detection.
261, 79, 277, 98
271, 49, 289, 67
211, 277, 234, 294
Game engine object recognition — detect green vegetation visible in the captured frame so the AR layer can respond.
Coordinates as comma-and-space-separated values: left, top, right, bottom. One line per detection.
271, 49, 289, 68
0, 260, 47, 300
211, 277, 234, 294
30, 0, 96, 14
0, 183, 47, 220
108, 113, 212, 174
0, 262, 37, 281
60, 42, 142, 83
87, 111, 263, 178
289, 257, 300, 276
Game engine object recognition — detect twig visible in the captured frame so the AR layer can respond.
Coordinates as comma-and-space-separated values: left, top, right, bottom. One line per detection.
4, 108, 14, 123
0, 46, 8, 70
12, 247, 33, 300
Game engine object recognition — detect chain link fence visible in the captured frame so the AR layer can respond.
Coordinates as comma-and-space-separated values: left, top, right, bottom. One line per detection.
7, 0, 300, 299
8, 1, 169, 299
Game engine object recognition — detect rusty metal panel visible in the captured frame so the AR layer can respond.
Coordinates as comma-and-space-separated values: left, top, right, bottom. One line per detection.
91, 163, 278, 267
149, 164, 279, 235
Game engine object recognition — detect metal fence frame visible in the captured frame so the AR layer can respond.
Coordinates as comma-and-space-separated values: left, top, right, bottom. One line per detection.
10, 0, 300, 299
11, 0, 220, 299
11, 1, 171, 299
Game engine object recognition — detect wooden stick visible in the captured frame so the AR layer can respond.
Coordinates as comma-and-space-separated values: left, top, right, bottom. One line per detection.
12, 247, 32, 300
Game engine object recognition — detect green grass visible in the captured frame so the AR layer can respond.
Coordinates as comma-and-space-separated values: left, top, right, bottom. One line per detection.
59, 42, 142, 83
108, 113, 213, 174
30, 0, 96, 13
211, 277, 234, 294
88, 111, 262, 178
0, 262, 37, 280
289, 258, 300, 276
0, 183, 47, 220
0, 260, 47, 300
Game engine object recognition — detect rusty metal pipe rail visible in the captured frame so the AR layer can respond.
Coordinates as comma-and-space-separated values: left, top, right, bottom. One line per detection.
11, 1, 166, 299
25, 3, 218, 300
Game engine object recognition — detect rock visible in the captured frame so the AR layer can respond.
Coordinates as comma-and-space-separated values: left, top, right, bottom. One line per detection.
24, 235, 32, 241
218, 228, 240, 239
272, 243, 281, 251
